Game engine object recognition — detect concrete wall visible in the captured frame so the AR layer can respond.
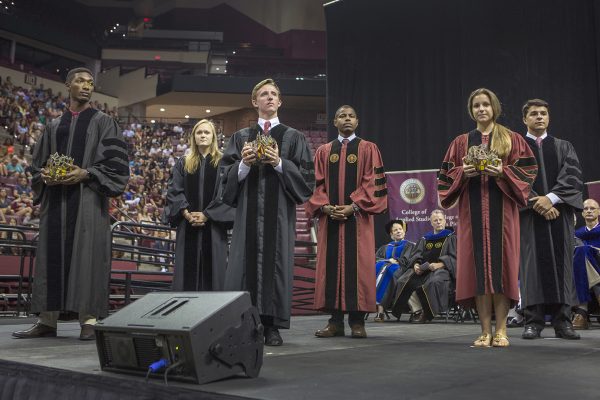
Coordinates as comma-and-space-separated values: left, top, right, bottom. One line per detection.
101, 48, 208, 64
95, 66, 121, 98
113, 68, 158, 107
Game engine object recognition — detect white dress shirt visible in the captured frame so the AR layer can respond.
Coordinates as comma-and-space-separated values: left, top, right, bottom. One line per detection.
338, 133, 356, 143
238, 117, 283, 181
526, 131, 561, 206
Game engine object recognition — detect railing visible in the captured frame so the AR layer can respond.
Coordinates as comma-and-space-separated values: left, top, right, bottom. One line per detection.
0, 218, 317, 315
0, 224, 38, 315
109, 221, 175, 308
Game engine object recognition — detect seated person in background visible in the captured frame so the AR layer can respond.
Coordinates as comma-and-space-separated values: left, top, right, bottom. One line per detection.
6, 157, 24, 176
572, 198, 600, 329
390, 210, 456, 323
0, 187, 11, 214
374, 219, 415, 322
15, 176, 32, 196
11, 192, 33, 217
0, 156, 9, 176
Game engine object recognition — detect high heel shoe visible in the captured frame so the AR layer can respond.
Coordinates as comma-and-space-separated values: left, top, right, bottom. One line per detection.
473, 333, 492, 347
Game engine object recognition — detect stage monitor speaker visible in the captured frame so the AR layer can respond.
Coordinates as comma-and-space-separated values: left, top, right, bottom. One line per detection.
95, 291, 264, 384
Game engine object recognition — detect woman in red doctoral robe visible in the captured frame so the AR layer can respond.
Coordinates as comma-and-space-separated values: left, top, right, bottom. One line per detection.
306, 105, 387, 337
438, 88, 537, 348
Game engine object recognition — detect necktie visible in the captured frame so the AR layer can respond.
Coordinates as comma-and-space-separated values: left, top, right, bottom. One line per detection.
342, 138, 349, 146
536, 137, 543, 148
263, 121, 271, 136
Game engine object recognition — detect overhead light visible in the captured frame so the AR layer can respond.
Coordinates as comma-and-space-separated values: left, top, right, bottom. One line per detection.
184, 115, 190, 119
232, 51, 236, 55
122, 34, 126, 37
150, 119, 156, 123
205, 109, 211, 113
159, 108, 165, 112
215, 68, 220, 71
115, 23, 119, 26
225, 60, 228, 64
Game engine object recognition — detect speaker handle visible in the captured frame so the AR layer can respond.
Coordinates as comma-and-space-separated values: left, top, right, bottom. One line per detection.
208, 308, 264, 378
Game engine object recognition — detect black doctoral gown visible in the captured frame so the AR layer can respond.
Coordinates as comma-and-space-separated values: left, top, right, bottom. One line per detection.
390, 230, 457, 319
519, 135, 583, 308
166, 155, 234, 291
220, 124, 314, 329
31, 108, 129, 318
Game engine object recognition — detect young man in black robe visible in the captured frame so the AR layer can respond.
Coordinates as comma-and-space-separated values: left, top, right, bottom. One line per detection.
220, 78, 314, 346
13, 67, 129, 340
519, 99, 583, 340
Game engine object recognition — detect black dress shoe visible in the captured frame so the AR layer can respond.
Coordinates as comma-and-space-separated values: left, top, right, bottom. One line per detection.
79, 324, 96, 341
315, 323, 345, 338
411, 312, 432, 324
12, 323, 57, 339
264, 327, 283, 346
555, 326, 580, 340
350, 324, 367, 338
521, 326, 541, 339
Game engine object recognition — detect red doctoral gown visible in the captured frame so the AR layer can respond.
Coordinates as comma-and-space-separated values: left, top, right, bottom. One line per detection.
437, 130, 537, 307
306, 137, 387, 312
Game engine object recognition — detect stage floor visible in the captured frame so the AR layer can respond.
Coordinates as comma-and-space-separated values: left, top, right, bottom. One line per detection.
1, 315, 600, 399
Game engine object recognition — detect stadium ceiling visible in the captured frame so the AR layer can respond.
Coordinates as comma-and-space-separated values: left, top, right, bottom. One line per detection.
75, 0, 326, 33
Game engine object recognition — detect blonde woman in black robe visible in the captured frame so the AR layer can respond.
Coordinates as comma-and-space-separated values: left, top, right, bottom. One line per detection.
166, 119, 234, 291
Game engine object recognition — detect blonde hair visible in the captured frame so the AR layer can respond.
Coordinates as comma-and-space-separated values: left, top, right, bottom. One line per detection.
251, 78, 281, 102
184, 119, 222, 174
467, 88, 512, 158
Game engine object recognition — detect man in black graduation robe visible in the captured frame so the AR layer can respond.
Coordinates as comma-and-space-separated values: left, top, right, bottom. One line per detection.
519, 99, 583, 340
13, 68, 129, 340
220, 78, 314, 346
390, 210, 456, 322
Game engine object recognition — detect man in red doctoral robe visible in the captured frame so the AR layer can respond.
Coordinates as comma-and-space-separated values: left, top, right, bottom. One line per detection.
306, 105, 387, 338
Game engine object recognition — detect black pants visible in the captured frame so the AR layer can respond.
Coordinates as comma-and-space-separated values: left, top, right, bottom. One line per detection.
524, 303, 572, 331
328, 310, 366, 327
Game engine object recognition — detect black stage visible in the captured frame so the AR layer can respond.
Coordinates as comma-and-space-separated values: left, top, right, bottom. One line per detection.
1, 315, 599, 400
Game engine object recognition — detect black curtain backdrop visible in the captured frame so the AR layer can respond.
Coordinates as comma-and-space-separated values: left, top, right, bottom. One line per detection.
325, 0, 600, 183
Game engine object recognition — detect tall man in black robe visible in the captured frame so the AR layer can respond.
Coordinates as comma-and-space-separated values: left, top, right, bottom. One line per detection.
221, 78, 314, 346
519, 99, 583, 340
13, 68, 129, 340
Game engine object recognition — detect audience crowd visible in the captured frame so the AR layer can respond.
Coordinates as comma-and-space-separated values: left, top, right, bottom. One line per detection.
0, 75, 229, 234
